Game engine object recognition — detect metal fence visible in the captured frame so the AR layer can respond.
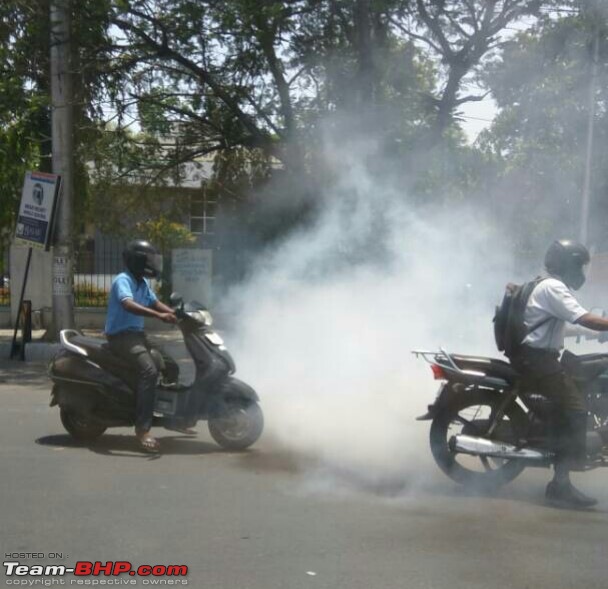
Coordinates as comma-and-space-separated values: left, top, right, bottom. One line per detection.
74, 235, 125, 307
0, 244, 9, 307
1, 236, 142, 308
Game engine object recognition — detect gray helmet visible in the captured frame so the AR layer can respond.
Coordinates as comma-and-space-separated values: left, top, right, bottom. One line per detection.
123, 240, 162, 279
544, 239, 590, 290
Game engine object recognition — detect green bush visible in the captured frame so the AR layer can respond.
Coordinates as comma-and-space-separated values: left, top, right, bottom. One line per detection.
74, 284, 108, 307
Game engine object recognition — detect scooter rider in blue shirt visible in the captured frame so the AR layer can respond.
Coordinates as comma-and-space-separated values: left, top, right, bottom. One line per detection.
105, 240, 177, 453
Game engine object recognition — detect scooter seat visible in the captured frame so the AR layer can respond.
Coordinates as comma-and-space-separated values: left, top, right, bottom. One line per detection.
69, 334, 132, 370
66, 333, 167, 389
66, 333, 141, 388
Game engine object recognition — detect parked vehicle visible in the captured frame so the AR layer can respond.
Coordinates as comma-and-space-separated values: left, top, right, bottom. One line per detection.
414, 348, 608, 487
48, 294, 263, 450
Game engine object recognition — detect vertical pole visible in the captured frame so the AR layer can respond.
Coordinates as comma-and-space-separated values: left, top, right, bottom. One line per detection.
580, 24, 600, 245
50, 0, 75, 335
9, 248, 33, 360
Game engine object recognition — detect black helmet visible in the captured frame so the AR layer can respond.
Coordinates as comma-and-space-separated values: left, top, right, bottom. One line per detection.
123, 240, 162, 279
544, 239, 590, 290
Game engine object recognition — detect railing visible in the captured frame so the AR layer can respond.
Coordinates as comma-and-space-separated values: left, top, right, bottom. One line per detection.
0, 245, 9, 307
74, 235, 125, 307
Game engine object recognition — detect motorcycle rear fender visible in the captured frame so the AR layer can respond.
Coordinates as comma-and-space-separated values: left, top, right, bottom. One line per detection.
416, 383, 456, 421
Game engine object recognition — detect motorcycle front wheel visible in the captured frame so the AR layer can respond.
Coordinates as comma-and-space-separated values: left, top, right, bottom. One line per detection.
60, 407, 107, 442
208, 399, 264, 450
430, 389, 528, 488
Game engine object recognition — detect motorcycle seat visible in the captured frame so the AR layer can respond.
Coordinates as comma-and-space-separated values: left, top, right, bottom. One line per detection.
561, 350, 608, 382
450, 354, 519, 384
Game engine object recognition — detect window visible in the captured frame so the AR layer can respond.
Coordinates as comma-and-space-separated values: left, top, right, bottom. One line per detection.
190, 186, 217, 235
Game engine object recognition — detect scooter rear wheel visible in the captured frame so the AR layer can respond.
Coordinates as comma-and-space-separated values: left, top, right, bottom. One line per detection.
60, 407, 107, 442
208, 400, 264, 450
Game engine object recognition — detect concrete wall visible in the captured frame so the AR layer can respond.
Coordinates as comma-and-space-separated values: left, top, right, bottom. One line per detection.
10, 245, 53, 324
0, 307, 11, 328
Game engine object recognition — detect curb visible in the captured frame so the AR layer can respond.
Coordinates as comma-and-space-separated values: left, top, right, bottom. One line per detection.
0, 342, 61, 364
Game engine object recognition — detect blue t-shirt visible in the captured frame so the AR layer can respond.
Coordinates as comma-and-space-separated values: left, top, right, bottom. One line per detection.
105, 272, 158, 335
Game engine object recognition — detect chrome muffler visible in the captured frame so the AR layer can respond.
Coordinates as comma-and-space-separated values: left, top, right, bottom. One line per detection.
449, 434, 553, 461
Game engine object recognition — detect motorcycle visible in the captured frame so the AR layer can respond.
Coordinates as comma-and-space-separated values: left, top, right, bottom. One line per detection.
414, 347, 608, 487
48, 294, 264, 451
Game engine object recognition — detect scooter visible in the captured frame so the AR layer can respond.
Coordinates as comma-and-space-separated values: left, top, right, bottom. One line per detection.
48, 294, 264, 450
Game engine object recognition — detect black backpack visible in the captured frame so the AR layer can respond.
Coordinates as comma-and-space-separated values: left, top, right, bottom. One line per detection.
493, 277, 550, 357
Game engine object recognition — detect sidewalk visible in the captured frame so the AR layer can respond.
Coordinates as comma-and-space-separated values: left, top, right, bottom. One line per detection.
0, 327, 185, 365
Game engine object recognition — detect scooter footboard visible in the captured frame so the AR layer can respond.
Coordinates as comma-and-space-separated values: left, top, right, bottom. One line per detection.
153, 385, 192, 417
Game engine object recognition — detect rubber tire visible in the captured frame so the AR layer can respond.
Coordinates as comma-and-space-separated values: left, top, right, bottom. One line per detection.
430, 389, 528, 489
208, 400, 264, 451
60, 407, 107, 442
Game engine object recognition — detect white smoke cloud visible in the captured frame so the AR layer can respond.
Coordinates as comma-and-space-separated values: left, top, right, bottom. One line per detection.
222, 129, 516, 491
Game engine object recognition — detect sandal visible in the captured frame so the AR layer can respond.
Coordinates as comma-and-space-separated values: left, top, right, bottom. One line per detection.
137, 433, 160, 453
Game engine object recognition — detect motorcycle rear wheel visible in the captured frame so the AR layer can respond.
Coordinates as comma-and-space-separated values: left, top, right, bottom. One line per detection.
208, 400, 264, 450
60, 407, 107, 442
430, 389, 528, 488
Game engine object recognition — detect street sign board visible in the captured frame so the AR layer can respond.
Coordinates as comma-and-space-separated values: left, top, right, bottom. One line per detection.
15, 171, 61, 250
172, 248, 213, 305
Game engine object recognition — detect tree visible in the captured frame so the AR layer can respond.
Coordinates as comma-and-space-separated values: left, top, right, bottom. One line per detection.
479, 5, 608, 254
388, 0, 548, 146
0, 0, 113, 236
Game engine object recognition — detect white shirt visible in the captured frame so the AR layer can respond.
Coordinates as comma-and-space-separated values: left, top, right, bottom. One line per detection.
522, 277, 588, 351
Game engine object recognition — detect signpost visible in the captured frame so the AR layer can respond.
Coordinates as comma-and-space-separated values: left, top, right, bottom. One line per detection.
15, 171, 61, 250
172, 249, 213, 305
10, 171, 61, 359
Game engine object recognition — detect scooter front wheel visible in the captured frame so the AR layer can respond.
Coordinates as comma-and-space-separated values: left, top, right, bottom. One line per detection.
60, 407, 107, 442
208, 400, 264, 450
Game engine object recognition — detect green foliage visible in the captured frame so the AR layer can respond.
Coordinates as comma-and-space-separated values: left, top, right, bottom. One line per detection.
480, 9, 608, 252
0, 0, 113, 241
135, 215, 195, 298
1, 0, 585, 266
74, 283, 109, 307
135, 216, 195, 252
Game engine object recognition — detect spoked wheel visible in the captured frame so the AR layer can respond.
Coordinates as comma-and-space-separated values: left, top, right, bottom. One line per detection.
60, 407, 107, 442
208, 400, 264, 451
430, 389, 528, 488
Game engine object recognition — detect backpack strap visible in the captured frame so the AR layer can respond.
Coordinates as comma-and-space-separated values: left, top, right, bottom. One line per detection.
525, 315, 553, 336
522, 277, 553, 338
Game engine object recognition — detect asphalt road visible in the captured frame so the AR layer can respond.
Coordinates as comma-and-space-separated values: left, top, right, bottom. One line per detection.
2, 342, 608, 589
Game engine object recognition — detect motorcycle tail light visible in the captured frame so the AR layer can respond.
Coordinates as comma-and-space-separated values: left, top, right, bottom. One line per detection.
431, 364, 447, 380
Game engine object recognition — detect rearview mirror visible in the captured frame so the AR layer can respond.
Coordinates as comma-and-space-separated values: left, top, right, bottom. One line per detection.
169, 292, 183, 308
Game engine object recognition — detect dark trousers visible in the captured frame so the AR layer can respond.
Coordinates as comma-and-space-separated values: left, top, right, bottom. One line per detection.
106, 331, 158, 432
510, 346, 587, 471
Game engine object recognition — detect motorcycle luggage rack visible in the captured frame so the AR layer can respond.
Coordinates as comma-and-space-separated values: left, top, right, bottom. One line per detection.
412, 348, 509, 390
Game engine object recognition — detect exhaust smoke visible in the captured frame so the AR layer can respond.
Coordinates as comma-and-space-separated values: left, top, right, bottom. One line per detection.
221, 128, 517, 493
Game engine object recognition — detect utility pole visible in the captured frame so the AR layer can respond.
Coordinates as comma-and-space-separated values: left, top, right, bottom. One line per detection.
50, 0, 75, 335
580, 10, 601, 245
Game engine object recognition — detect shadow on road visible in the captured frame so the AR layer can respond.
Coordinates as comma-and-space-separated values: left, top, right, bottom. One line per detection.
36, 433, 222, 459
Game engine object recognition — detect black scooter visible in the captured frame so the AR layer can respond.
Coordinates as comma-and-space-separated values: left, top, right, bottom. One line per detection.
48, 294, 263, 450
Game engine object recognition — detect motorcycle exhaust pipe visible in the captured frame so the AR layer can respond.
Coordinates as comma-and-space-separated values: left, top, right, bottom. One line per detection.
449, 434, 553, 461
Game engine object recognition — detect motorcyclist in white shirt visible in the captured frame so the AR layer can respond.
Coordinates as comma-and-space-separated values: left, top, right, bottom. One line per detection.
510, 240, 608, 508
